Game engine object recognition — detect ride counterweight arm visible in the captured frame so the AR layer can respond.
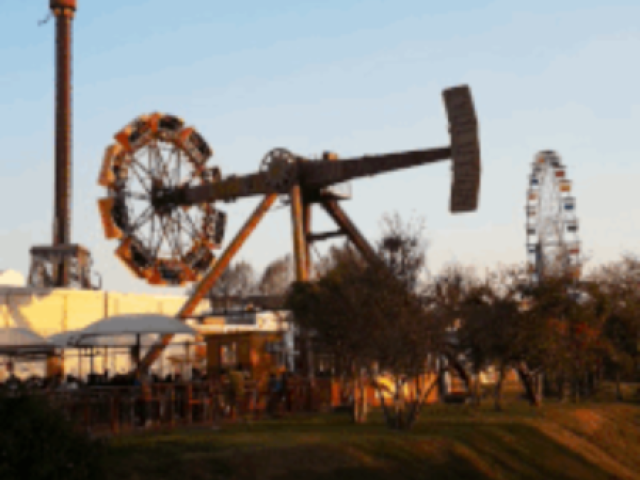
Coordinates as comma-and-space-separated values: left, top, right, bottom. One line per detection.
175, 146, 452, 206
301, 146, 451, 189
180, 172, 272, 205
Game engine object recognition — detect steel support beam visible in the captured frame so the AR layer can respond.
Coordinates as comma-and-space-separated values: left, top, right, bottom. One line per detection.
306, 230, 345, 243
320, 200, 379, 267
302, 202, 312, 278
290, 184, 309, 282
138, 194, 278, 372
290, 184, 314, 382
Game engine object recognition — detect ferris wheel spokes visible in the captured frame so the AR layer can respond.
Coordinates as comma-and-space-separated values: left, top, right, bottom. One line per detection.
98, 112, 227, 286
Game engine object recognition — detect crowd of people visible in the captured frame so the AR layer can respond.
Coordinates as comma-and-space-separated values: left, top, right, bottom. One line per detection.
213, 363, 295, 420
0, 360, 304, 421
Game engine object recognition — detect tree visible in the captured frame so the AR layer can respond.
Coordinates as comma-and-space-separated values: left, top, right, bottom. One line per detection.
288, 246, 371, 423
430, 263, 561, 408
422, 255, 639, 408
375, 212, 428, 292
589, 253, 640, 400
455, 267, 527, 409
288, 213, 442, 429
520, 271, 613, 403
423, 263, 480, 400
213, 260, 256, 298
187, 260, 256, 310
368, 213, 440, 429
362, 263, 441, 429
258, 254, 294, 296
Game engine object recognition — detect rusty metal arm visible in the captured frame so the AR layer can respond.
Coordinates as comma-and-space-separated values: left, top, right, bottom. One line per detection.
301, 146, 451, 189
137, 194, 278, 372
181, 172, 272, 205
176, 146, 451, 205
169, 86, 478, 211
320, 199, 380, 267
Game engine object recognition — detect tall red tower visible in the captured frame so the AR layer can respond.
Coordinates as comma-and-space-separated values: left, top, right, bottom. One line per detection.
51, 0, 75, 284
28, 0, 99, 289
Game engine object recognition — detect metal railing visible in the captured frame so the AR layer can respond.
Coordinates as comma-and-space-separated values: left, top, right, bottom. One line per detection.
4, 377, 337, 436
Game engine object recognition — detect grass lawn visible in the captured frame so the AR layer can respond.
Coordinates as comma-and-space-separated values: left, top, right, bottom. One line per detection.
105, 387, 640, 480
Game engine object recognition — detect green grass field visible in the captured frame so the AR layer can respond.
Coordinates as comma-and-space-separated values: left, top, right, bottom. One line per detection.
106, 386, 640, 480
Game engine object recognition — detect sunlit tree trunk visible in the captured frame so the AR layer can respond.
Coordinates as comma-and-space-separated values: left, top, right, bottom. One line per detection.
557, 374, 567, 402
391, 376, 406, 430
493, 365, 506, 411
351, 367, 368, 424
473, 371, 482, 406
405, 371, 442, 429
571, 374, 580, 403
374, 379, 394, 428
536, 373, 544, 405
615, 369, 623, 402
517, 364, 540, 407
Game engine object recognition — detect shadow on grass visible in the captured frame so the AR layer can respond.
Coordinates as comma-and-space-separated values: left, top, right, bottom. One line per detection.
220, 441, 492, 480
106, 407, 633, 480
423, 422, 618, 480
265, 460, 489, 480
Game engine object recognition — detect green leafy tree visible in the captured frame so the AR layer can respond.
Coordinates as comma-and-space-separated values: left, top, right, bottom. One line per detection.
521, 272, 612, 402
457, 266, 527, 409
288, 245, 371, 423
288, 213, 442, 429
590, 253, 640, 400
422, 263, 480, 400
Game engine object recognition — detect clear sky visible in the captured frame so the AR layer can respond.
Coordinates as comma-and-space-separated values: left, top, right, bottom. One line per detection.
0, 0, 638, 295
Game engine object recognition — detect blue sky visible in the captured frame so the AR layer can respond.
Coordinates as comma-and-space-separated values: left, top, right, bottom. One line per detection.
0, 0, 638, 294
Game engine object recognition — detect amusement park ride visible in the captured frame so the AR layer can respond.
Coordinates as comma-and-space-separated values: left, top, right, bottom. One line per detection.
526, 151, 581, 282
24, 1, 482, 375
95, 84, 482, 372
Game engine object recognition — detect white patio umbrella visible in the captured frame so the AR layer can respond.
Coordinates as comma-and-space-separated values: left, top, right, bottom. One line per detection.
48, 329, 164, 379
0, 327, 55, 356
48, 330, 160, 348
78, 314, 196, 337
75, 314, 197, 370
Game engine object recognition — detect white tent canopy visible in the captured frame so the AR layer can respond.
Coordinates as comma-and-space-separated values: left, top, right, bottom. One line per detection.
0, 270, 25, 287
77, 314, 199, 378
0, 327, 54, 355
48, 330, 161, 348
0, 327, 50, 346
48, 330, 84, 348
77, 314, 196, 339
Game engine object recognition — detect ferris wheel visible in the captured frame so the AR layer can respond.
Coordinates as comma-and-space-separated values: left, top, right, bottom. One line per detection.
97, 113, 227, 286
526, 150, 580, 282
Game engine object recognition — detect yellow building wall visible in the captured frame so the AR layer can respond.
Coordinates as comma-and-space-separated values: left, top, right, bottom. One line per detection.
1, 287, 209, 335
0, 286, 210, 379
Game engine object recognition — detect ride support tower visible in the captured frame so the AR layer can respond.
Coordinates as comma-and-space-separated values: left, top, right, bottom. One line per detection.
28, 1, 100, 290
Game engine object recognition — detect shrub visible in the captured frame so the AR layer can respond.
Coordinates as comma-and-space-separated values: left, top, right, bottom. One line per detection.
0, 392, 106, 480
